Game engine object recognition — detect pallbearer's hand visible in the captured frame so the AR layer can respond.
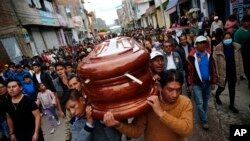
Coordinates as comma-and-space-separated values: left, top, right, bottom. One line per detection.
86, 106, 94, 125
147, 95, 164, 117
103, 112, 120, 127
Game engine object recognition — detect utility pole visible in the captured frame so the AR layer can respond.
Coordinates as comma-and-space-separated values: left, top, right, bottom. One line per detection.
159, 0, 166, 27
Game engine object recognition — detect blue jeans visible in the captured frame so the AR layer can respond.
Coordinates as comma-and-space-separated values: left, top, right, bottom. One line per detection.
192, 81, 211, 124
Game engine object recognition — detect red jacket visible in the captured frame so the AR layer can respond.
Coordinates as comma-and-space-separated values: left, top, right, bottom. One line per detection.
186, 50, 217, 86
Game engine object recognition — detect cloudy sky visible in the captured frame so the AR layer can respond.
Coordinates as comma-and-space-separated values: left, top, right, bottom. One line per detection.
84, 0, 123, 25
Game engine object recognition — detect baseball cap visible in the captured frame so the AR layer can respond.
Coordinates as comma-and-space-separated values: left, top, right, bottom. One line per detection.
4, 64, 8, 68
195, 36, 207, 45
214, 16, 219, 20
150, 51, 164, 60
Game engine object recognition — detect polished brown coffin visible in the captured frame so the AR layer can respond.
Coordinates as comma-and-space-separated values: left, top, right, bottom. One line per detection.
77, 37, 158, 120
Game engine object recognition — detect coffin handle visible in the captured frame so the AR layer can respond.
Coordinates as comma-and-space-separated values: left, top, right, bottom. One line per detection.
124, 73, 143, 85
85, 79, 91, 84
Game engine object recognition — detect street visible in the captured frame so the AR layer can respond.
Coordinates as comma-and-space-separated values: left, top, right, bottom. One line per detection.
41, 80, 250, 141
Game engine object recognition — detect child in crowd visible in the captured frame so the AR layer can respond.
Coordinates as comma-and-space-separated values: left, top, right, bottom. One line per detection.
36, 83, 60, 134
66, 90, 121, 141
22, 75, 36, 101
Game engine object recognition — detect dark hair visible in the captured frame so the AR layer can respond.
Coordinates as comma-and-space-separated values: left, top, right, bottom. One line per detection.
38, 83, 44, 88
55, 62, 66, 69
68, 74, 81, 83
65, 62, 73, 67
179, 34, 187, 40
241, 15, 250, 23
222, 32, 232, 39
198, 29, 205, 36
160, 69, 184, 87
7, 79, 22, 87
0, 80, 7, 87
67, 90, 83, 102
228, 15, 236, 21
23, 75, 31, 79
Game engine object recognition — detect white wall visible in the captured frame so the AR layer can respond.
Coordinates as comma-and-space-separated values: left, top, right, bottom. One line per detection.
154, 0, 168, 8
200, 0, 208, 17
72, 29, 79, 42
136, 2, 150, 19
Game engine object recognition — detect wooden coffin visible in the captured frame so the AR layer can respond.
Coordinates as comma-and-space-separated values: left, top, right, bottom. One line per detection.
77, 37, 158, 120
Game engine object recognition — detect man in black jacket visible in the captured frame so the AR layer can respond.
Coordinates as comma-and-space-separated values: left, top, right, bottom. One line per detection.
175, 34, 193, 98
32, 62, 55, 92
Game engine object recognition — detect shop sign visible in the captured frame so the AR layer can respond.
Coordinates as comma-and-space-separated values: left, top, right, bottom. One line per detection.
39, 10, 55, 25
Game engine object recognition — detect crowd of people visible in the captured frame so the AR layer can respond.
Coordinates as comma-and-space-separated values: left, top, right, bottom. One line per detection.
0, 11, 250, 141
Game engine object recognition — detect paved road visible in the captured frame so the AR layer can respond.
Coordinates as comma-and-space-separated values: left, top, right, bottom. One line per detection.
41, 80, 250, 141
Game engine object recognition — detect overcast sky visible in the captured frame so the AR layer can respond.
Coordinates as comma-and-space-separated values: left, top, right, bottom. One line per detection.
84, 0, 123, 25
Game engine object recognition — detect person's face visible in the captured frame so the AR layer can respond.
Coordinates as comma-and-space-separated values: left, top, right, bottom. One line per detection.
159, 36, 163, 40
247, 10, 250, 15
243, 21, 250, 28
49, 66, 55, 72
224, 34, 232, 40
144, 41, 152, 49
69, 77, 82, 91
33, 66, 40, 73
59, 57, 64, 62
161, 81, 182, 103
24, 77, 31, 83
16, 68, 22, 72
7, 81, 22, 97
0, 83, 7, 95
189, 32, 195, 38
163, 35, 168, 41
180, 36, 187, 46
39, 83, 46, 91
163, 42, 173, 54
150, 56, 164, 74
66, 66, 73, 73
196, 41, 206, 52
56, 66, 66, 77
66, 98, 86, 117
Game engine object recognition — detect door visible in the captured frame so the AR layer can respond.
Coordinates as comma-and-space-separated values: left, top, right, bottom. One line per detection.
31, 29, 47, 55
0, 37, 23, 64
42, 30, 60, 49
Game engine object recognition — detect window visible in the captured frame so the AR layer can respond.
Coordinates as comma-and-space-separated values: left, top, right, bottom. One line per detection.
44, 0, 54, 13
65, 7, 72, 18
26, 0, 41, 8
27, 0, 54, 12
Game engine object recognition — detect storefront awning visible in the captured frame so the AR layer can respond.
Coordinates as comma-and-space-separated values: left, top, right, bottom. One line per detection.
165, 0, 178, 14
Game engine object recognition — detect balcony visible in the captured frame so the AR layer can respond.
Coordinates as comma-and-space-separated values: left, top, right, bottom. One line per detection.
13, 0, 66, 27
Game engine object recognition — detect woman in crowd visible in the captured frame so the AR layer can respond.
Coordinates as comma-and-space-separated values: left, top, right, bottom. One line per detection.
213, 32, 243, 113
